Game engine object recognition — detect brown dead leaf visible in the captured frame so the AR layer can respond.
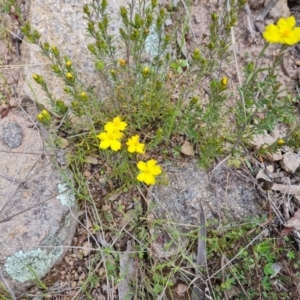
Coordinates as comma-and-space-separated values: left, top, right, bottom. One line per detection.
271, 184, 300, 195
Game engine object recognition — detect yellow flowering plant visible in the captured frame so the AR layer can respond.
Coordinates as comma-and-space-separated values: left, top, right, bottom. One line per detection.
97, 117, 161, 184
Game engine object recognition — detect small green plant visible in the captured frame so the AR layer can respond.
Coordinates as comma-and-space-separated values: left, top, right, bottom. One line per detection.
0, 282, 14, 300
206, 218, 300, 299
170, 59, 188, 74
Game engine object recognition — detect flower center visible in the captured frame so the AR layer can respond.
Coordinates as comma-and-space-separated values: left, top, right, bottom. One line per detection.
282, 29, 290, 37
144, 167, 152, 175
107, 133, 115, 141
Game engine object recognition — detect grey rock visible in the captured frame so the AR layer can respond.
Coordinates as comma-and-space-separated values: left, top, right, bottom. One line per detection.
292, 194, 300, 207
0, 111, 77, 296
23, 0, 130, 110
149, 161, 263, 258
2, 122, 23, 148
280, 151, 300, 174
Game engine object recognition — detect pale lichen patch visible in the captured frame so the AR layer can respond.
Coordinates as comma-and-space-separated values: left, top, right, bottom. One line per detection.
57, 183, 75, 207
4, 248, 63, 283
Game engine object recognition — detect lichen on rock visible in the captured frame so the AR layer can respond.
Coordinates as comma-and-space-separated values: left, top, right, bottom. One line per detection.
57, 183, 75, 207
4, 248, 63, 283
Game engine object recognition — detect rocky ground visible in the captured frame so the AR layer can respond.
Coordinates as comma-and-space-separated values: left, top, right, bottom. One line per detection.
1, 0, 300, 299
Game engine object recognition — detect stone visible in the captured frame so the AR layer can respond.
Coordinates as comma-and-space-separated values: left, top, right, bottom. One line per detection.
292, 194, 300, 207
0, 110, 78, 296
180, 140, 195, 156
248, 0, 264, 10
256, 169, 274, 190
267, 0, 290, 20
2, 121, 23, 148
149, 161, 263, 258
22, 0, 132, 110
280, 151, 300, 174
85, 155, 98, 165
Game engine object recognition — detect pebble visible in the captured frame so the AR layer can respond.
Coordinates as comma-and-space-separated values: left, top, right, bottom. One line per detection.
79, 273, 86, 281
85, 155, 98, 165
98, 267, 105, 276
3, 121, 23, 148
296, 60, 300, 67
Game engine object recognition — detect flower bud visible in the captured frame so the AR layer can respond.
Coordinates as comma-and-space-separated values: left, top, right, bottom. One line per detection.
32, 74, 44, 85
83, 4, 90, 15
51, 45, 60, 57
66, 72, 74, 81
211, 12, 218, 21
192, 48, 201, 60
43, 42, 50, 52
151, 0, 157, 8
87, 44, 96, 54
221, 76, 228, 87
95, 61, 105, 71
66, 60, 72, 68
42, 110, 51, 121
142, 67, 150, 78
80, 91, 88, 101
120, 6, 127, 18
118, 59, 127, 67
51, 64, 60, 74
37, 113, 44, 122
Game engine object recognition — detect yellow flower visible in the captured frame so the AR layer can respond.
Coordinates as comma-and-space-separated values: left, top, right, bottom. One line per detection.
97, 130, 123, 151
263, 16, 300, 45
278, 138, 285, 146
136, 159, 162, 185
104, 116, 127, 132
126, 135, 145, 153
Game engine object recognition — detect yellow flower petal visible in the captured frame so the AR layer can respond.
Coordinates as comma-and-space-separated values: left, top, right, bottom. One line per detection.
98, 132, 108, 140
137, 161, 147, 171
278, 16, 295, 31
110, 140, 122, 151
151, 165, 162, 176
100, 140, 111, 149
137, 173, 155, 185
